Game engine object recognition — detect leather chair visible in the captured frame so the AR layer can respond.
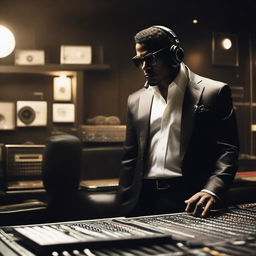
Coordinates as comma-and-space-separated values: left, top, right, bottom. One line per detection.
42, 134, 120, 221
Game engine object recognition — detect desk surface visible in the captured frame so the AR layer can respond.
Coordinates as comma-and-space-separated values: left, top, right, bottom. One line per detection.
80, 178, 119, 188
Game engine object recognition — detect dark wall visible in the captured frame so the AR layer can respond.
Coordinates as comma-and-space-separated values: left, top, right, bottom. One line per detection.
0, 0, 255, 154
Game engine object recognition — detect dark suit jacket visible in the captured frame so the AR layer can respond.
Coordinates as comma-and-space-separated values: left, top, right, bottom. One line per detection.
118, 65, 239, 214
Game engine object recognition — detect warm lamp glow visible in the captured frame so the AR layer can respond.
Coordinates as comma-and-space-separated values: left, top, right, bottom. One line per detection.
0, 25, 16, 58
221, 38, 232, 50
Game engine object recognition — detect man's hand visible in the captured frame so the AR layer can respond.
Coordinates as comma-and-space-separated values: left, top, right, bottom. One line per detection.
184, 192, 216, 217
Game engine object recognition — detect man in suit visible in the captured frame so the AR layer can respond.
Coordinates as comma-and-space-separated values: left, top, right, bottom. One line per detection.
118, 25, 239, 217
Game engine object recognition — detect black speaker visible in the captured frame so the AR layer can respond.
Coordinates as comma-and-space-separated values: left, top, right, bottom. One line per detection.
153, 25, 184, 66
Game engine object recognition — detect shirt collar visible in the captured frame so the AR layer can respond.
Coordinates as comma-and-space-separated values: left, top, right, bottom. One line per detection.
149, 62, 187, 97
172, 62, 187, 92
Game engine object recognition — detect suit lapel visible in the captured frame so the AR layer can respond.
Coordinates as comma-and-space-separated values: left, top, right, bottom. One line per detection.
180, 69, 205, 162
138, 89, 153, 156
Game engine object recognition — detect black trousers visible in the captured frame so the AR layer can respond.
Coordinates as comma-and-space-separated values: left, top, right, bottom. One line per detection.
128, 178, 187, 217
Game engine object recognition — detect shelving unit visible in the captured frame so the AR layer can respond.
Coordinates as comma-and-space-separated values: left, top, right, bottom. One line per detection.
0, 64, 111, 144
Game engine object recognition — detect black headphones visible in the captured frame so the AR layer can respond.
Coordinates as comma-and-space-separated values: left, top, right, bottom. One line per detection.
153, 25, 184, 66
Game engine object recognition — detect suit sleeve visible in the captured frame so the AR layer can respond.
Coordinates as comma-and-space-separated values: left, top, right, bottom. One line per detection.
203, 84, 239, 199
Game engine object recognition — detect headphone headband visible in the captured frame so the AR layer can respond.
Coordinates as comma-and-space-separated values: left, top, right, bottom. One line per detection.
152, 25, 184, 67
153, 25, 180, 44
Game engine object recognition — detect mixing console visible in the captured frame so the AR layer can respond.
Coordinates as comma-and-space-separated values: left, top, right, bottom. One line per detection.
121, 206, 256, 243
0, 203, 255, 256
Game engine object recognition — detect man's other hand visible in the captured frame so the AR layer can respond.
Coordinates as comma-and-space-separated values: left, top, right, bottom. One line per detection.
184, 192, 216, 217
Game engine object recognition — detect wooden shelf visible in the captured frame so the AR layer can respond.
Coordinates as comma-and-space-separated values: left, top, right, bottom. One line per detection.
0, 64, 110, 75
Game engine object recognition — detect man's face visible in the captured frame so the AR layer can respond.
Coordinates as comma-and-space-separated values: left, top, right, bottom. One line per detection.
135, 43, 172, 86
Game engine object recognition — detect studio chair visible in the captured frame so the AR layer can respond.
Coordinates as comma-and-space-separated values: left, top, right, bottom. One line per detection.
42, 134, 84, 221
42, 134, 120, 221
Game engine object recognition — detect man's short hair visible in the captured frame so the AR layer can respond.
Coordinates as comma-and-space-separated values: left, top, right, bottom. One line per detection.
134, 26, 175, 52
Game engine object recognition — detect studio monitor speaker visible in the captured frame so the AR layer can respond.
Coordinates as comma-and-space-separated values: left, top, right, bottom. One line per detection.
17, 101, 47, 127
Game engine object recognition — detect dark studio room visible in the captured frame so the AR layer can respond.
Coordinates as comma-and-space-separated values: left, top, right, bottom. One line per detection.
0, 0, 256, 255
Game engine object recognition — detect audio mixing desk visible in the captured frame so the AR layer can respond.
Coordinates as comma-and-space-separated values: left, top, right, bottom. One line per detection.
0, 203, 255, 256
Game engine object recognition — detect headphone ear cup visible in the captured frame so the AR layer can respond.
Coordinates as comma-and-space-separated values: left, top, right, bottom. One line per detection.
170, 44, 184, 66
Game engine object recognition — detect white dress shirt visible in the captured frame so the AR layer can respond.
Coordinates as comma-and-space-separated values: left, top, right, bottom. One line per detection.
145, 63, 187, 179
144, 63, 219, 200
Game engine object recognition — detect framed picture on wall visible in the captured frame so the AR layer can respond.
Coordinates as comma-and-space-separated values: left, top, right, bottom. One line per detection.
212, 32, 239, 67
53, 76, 72, 101
52, 103, 75, 123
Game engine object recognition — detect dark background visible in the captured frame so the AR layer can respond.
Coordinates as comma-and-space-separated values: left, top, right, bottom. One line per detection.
0, 0, 255, 157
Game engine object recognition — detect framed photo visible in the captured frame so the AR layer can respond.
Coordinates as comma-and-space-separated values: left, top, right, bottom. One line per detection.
53, 76, 72, 101
212, 32, 239, 67
52, 103, 75, 123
